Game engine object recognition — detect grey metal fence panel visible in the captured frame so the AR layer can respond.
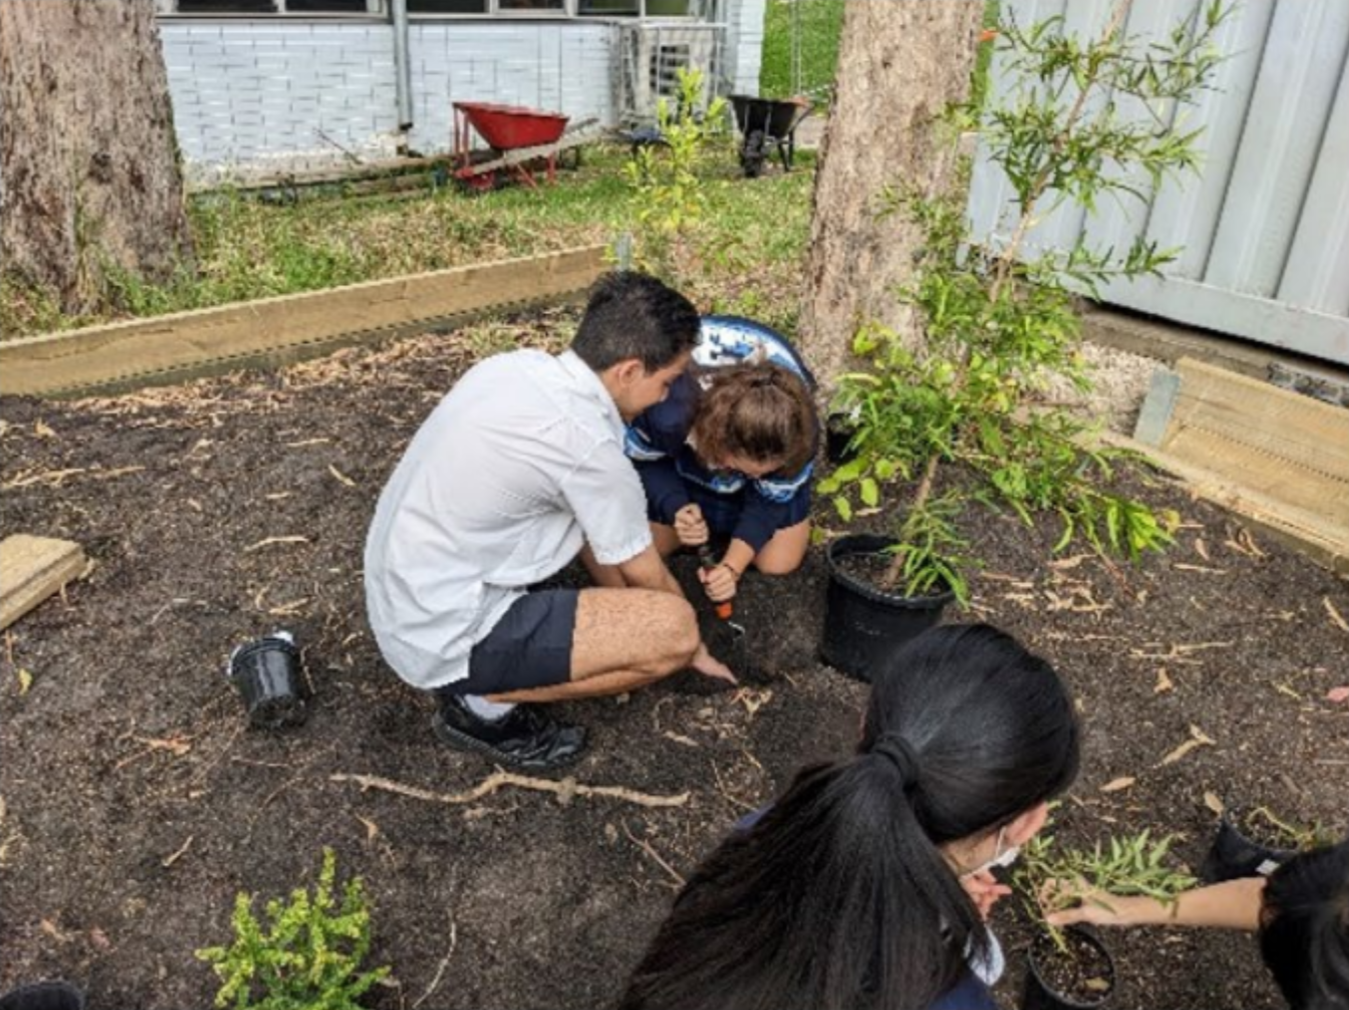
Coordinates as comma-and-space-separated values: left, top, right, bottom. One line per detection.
968, 0, 1349, 366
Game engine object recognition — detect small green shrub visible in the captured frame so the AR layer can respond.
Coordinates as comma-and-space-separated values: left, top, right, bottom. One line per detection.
624, 67, 729, 280
1018, 829, 1197, 950
196, 848, 390, 1010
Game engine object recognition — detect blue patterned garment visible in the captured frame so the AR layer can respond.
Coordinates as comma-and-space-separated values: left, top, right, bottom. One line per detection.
624, 316, 819, 552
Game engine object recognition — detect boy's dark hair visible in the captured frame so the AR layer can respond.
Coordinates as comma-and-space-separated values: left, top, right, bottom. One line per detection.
1261, 840, 1349, 1010
690, 363, 818, 475
571, 272, 700, 373
619, 624, 1081, 1010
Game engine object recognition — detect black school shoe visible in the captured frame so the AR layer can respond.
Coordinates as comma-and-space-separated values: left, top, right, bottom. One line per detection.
432, 695, 587, 772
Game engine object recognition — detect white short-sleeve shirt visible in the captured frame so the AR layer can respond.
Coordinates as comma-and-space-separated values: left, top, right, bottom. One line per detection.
363, 349, 652, 689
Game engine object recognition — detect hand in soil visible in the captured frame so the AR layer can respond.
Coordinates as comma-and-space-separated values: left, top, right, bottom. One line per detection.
691, 642, 737, 684
673, 503, 709, 547
960, 869, 1012, 921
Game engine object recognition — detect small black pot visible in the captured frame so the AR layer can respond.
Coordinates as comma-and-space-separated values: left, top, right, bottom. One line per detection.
819, 534, 953, 682
825, 413, 860, 465
0, 982, 85, 1010
1022, 926, 1116, 1010
227, 632, 308, 729
1199, 810, 1296, 884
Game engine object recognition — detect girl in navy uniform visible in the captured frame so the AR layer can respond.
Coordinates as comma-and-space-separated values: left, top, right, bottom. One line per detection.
624, 316, 818, 606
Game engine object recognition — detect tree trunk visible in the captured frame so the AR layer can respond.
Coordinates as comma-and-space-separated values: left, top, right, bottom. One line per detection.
799, 1, 982, 393
0, 0, 193, 317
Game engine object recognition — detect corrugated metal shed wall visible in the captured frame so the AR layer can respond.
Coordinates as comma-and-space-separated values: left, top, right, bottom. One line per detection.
968, 0, 1349, 367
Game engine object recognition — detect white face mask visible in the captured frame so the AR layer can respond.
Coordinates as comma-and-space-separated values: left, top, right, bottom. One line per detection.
963, 827, 1021, 878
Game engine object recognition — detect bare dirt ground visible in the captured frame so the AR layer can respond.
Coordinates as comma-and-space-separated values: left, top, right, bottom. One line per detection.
1, 311, 1346, 1009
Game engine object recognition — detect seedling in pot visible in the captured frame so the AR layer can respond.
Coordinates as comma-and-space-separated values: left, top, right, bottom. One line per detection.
1201, 801, 1342, 883
1015, 830, 1196, 1007
1238, 807, 1339, 853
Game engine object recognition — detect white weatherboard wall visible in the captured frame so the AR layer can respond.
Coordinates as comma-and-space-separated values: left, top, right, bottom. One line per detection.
160, 8, 758, 183
722, 0, 765, 96
968, 0, 1349, 367
161, 22, 402, 183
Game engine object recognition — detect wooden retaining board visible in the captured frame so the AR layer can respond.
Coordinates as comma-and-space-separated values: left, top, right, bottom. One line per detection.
0, 245, 607, 397
1160, 358, 1349, 526
0, 535, 88, 630
1103, 432, 1349, 577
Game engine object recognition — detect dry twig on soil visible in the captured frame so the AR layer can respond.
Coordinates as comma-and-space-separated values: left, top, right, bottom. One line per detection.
331, 770, 690, 808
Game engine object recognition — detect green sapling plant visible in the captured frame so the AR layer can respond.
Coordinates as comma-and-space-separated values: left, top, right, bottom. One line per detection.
1018, 828, 1197, 952
196, 848, 390, 1010
623, 67, 729, 280
820, 0, 1232, 601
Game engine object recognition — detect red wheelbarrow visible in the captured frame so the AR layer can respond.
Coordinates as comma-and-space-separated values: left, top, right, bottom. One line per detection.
452, 101, 593, 192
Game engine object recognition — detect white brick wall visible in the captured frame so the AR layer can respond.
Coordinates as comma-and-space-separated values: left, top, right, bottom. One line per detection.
162, 22, 403, 183
161, 9, 755, 181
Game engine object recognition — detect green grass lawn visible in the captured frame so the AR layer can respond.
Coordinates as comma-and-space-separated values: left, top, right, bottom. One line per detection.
759, 0, 1000, 105
759, 0, 846, 100
1, 145, 817, 340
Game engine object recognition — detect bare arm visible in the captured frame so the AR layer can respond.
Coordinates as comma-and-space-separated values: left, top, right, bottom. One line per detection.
1046, 876, 1266, 932
616, 543, 686, 597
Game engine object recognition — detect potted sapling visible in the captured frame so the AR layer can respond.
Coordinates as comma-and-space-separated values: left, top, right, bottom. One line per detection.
1016, 830, 1197, 1010
817, 2, 1231, 680
1201, 802, 1341, 884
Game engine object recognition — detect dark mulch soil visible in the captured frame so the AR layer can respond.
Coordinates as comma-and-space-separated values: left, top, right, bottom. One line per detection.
1, 320, 1346, 1010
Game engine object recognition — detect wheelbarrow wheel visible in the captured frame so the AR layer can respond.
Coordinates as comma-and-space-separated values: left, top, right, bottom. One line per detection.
740, 129, 767, 179
455, 169, 499, 195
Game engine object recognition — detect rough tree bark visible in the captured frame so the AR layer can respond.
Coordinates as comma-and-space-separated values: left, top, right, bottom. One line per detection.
799, 1, 983, 392
0, 0, 193, 317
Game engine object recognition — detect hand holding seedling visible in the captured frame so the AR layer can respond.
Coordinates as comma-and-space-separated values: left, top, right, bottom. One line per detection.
673, 503, 709, 547
1043, 875, 1266, 932
1040, 878, 1143, 928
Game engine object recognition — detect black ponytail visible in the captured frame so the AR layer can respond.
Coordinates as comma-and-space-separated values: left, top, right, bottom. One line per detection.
618, 624, 1081, 1010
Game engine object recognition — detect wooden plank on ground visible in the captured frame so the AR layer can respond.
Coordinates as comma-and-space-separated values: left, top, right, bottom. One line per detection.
1100, 432, 1349, 577
1162, 358, 1349, 525
0, 245, 607, 397
0, 535, 88, 630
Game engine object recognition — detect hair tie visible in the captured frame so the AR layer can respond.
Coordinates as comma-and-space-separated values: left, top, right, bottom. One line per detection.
872, 733, 922, 790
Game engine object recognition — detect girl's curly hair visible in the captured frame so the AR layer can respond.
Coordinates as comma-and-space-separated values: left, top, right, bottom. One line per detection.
689, 363, 817, 476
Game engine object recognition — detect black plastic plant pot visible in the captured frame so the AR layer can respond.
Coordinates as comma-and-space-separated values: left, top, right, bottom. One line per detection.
0, 982, 86, 1010
1022, 926, 1116, 1010
824, 413, 859, 465
227, 632, 308, 730
1199, 810, 1297, 884
819, 534, 954, 683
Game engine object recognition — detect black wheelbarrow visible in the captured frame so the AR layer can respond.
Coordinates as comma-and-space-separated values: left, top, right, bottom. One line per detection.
729, 94, 813, 178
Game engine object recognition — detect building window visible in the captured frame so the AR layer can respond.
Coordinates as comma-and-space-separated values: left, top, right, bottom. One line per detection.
577, 0, 690, 16
169, 0, 381, 13
578, 0, 639, 15
497, 0, 566, 11
407, 0, 485, 11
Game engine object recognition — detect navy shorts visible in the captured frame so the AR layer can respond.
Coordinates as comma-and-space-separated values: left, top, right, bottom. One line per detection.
450, 589, 579, 695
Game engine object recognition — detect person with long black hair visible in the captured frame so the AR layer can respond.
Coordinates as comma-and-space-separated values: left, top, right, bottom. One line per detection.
618, 623, 1082, 1010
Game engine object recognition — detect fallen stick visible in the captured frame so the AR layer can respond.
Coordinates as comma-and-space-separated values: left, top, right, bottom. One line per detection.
331, 770, 689, 808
